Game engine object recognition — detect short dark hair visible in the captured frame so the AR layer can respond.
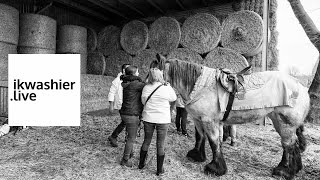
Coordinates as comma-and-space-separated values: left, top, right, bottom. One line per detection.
122, 63, 130, 71
125, 65, 138, 76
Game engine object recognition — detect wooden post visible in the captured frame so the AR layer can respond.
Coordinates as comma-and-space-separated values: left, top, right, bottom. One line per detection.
260, 0, 270, 126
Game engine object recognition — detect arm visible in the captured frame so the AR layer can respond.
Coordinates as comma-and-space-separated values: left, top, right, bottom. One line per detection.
107, 78, 118, 112
141, 86, 148, 105
167, 85, 177, 102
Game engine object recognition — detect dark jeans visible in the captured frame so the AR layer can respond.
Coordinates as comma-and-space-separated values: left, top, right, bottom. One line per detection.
175, 107, 188, 134
111, 120, 126, 139
141, 121, 169, 156
121, 115, 140, 160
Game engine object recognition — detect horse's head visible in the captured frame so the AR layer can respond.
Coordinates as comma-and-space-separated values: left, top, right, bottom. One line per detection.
151, 54, 202, 101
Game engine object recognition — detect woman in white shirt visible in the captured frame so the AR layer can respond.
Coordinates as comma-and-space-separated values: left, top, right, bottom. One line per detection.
138, 68, 177, 176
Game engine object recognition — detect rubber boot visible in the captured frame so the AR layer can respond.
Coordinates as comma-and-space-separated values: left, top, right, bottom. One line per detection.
156, 154, 165, 176
138, 150, 148, 169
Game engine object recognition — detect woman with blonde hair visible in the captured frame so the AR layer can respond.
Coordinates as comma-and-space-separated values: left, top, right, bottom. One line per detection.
138, 68, 176, 176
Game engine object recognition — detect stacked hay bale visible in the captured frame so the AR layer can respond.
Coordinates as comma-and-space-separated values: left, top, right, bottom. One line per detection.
204, 47, 249, 72
97, 25, 121, 56
0, 3, 18, 82
18, 14, 56, 54
148, 17, 181, 55
133, 49, 158, 79
87, 27, 97, 53
232, 0, 278, 71
81, 74, 114, 113
57, 25, 87, 74
104, 50, 133, 77
120, 20, 148, 55
167, 48, 203, 64
221, 10, 263, 56
87, 51, 106, 75
181, 13, 221, 55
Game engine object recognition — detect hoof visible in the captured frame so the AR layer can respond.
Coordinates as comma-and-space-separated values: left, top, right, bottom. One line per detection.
272, 166, 294, 180
230, 140, 238, 147
186, 149, 206, 162
204, 161, 227, 176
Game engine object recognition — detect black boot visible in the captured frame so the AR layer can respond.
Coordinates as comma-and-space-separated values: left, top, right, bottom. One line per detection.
138, 150, 148, 169
156, 154, 165, 176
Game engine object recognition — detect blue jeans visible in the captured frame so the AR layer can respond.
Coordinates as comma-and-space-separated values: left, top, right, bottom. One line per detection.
141, 121, 169, 156
121, 115, 140, 160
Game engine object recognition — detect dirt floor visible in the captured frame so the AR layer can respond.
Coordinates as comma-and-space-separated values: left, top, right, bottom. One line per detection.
0, 111, 319, 180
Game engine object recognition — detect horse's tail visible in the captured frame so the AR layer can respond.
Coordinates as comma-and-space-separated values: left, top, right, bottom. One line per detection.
296, 125, 307, 153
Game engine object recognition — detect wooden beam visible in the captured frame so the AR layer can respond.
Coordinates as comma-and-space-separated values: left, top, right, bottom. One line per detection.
175, 0, 186, 10
146, 0, 165, 14
87, 0, 129, 19
53, 0, 111, 22
119, 0, 146, 17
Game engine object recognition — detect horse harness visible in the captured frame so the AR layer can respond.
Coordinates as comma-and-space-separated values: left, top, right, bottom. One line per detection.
218, 66, 252, 122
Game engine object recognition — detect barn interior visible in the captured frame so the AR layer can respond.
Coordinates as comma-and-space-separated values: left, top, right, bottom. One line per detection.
0, 0, 278, 114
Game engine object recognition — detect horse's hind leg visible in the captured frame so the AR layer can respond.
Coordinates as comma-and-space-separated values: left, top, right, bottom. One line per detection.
268, 112, 304, 180
187, 119, 206, 162
203, 119, 227, 176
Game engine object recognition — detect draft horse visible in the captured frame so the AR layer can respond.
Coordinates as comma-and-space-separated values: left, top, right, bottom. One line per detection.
151, 54, 310, 180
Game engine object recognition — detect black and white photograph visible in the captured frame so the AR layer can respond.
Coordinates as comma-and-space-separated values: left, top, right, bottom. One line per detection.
0, 0, 319, 179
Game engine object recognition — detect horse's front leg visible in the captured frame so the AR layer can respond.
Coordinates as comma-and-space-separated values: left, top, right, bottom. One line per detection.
186, 119, 206, 162
203, 118, 227, 176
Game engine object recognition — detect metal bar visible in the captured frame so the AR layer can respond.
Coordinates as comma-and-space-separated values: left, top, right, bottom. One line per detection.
119, 0, 146, 17
260, 0, 270, 126
53, 0, 112, 22
87, 0, 129, 19
36, 2, 53, 14
175, 0, 186, 10
146, 0, 165, 14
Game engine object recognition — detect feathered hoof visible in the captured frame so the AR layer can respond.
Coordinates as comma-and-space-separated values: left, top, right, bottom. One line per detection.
186, 148, 206, 162
204, 160, 227, 176
272, 166, 294, 180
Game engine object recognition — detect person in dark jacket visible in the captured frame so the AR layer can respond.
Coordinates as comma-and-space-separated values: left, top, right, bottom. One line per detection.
119, 65, 145, 167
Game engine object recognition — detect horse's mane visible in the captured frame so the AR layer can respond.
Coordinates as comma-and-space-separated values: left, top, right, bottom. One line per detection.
166, 58, 202, 95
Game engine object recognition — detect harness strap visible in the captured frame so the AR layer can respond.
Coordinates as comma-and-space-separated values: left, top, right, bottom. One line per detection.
220, 65, 252, 122
221, 92, 236, 122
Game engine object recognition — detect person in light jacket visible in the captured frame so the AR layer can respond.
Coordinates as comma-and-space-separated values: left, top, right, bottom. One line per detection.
138, 68, 177, 176
107, 63, 130, 147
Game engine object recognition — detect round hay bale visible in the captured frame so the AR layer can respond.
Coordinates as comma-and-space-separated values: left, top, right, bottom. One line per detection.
57, 25, 87, 54
180, 13, 221, 54
0, 42, 17, 80
104, 50, 133, 77
97, 25, 121, 56
148, 17, 181, 55
167, 48, 203, 64
87, 28, 97, 52
132, 49, 158, 79
0, 3, 19, 45
221, 10, 263, 56
87, 51, 106, 75
80, 54, 87, 74
18, 46, 55, 54
120, 20, 148, 55
19, 13, 56, 49
204, 47, 249, 72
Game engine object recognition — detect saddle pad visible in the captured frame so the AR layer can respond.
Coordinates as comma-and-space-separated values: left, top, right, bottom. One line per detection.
217, 71, 301, 111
